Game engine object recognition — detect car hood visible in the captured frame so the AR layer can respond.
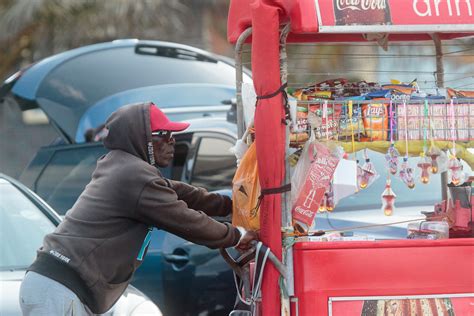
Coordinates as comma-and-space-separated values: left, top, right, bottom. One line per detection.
0, 270, 25, 316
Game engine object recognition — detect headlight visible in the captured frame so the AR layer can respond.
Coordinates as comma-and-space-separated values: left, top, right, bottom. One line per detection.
130, 301, 162, 316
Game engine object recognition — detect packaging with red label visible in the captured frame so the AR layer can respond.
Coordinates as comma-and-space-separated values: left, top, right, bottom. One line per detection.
308, 100, 342, 140
423, 102, 471, 141
447, 87, 474, 99
361, 100, 388, 141
315, 78, 347, 97
397, 103, 422, 141
291, 142, 341, 230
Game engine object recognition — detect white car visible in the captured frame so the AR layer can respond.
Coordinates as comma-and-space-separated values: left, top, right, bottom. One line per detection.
0, 173, 162, 316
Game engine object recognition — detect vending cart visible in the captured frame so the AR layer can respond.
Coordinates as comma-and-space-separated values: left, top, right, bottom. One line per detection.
226, 1, 474, 315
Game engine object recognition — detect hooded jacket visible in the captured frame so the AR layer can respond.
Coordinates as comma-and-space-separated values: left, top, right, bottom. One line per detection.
28, 102, 240, 313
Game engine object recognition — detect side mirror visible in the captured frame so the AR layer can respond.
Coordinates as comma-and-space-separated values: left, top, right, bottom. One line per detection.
222, 98, 237, 123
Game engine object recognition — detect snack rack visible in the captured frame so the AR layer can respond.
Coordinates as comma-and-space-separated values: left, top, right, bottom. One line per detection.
228, 1, 474, 315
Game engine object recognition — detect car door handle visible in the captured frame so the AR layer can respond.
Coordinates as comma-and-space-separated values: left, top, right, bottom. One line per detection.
164, 254, 189, 264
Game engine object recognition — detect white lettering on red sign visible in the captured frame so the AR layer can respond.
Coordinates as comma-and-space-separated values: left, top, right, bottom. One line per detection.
413, 0, 473, 17
336, 0, 387, 11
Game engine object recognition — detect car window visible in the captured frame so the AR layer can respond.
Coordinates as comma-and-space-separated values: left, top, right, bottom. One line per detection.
0, 180, 56, 270
36, 145, 107, 215
190, 137, 236, 191
33, 136, 193, 216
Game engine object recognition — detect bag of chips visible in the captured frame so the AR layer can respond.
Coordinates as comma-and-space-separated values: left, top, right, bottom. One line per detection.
361, 100, 389, 141
308, 101, 342, 140
338, 102, 364, 140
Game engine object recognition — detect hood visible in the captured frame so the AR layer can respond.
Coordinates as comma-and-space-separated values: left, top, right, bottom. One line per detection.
1, 39, 250, 144
0, 270, 24, 316
103, 102, 154, 165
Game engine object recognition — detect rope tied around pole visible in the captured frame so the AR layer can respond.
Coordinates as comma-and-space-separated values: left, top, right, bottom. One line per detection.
256, 82, 291, 125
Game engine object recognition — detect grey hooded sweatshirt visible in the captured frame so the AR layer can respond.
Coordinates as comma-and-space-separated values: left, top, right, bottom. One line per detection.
28, 102, 240, 313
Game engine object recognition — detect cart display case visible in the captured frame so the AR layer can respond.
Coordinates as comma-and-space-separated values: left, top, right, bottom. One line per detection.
227, 1, 474, 315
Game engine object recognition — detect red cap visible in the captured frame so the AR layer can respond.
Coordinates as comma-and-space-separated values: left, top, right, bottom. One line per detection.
149, 104, 190, 132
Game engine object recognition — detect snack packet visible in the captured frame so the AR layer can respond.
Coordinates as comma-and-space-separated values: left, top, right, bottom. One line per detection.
315, 78, 347, 97
338, 101, 364, 140
447, 87, 474, 99
397, 103, 423, 141
382, 83, 416, 95
361, 100, 389, 141
307, 101, 342, 140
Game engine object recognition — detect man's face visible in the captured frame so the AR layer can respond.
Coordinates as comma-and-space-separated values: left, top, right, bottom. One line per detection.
151, 131, 175, 168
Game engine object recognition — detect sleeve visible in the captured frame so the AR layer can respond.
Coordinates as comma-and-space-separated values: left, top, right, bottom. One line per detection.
135, 179, 240, 249
167, 180, 233, 217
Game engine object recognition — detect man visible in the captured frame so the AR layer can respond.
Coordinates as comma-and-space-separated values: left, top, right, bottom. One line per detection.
19, 102, 258, 315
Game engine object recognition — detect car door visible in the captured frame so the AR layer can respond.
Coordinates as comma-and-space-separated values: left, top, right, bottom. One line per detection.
160, 132, 237, 316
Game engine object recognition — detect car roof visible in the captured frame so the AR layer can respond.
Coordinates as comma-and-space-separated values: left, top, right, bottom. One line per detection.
178, 117, 237, 138
76, 83, 237, 143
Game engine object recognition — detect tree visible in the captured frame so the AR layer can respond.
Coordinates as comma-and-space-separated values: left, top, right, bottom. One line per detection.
0, 0, 232, 79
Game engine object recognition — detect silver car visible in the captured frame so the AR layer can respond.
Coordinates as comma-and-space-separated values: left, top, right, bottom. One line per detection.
0, 174, 163, 315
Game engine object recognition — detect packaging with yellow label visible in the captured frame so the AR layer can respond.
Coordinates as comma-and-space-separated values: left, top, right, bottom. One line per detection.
361, 101, 388, 141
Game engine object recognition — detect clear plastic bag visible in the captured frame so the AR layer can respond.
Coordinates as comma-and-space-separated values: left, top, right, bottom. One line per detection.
291, 141, 342, 233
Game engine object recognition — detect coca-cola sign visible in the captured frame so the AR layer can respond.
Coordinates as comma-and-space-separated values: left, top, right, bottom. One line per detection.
336, 0, 387, 11
333, 0, 392, 25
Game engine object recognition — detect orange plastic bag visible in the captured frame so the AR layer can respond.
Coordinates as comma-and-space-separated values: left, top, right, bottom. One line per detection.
232, 142, 260, 231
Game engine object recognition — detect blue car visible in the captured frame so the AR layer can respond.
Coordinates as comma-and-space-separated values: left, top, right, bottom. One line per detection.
1, 39, 250, 316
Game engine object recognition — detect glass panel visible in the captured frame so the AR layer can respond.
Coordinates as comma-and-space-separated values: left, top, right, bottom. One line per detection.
34, 141, 195, 215
0, 182, 55, 270
336, 151, 442, 211
191, 138, 236, 191
36, 146, 107, 215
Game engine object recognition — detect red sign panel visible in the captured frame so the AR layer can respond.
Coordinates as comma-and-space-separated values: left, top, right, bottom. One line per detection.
316, 0, 474, 32
330, 295, 473, 315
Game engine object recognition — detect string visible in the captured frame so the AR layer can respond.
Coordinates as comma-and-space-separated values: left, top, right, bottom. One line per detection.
323, 100, 329, 141
403, 101, 409, 157
389, 100, 394, 144
348, 100, 356, 156
450, 98, 457, 157
423, 100, 429, 151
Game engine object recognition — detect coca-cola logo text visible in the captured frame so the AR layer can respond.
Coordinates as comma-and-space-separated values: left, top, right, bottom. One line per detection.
336, 0, 387, 11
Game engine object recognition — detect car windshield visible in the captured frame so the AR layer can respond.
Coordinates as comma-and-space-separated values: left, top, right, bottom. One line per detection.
0, 179, 56, 271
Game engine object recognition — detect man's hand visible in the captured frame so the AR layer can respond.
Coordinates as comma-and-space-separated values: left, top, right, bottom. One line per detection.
235, 227, 259, 252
